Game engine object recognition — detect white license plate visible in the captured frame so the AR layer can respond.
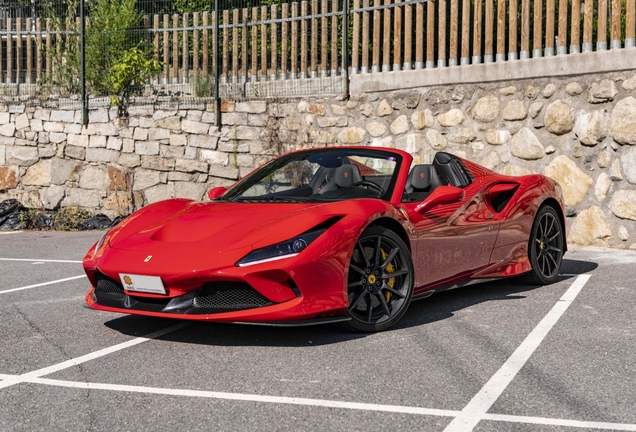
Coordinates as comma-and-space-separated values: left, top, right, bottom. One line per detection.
119, 274, 166, 295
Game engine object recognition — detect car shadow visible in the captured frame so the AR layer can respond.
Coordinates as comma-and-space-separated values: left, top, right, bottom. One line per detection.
104, 258, 598, 347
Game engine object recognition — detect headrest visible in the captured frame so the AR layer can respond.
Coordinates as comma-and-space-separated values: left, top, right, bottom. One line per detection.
334, 164, 361, 188
410, 165, 436, 190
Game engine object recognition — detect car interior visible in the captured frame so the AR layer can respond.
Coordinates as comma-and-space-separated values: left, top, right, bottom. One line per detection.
403, 152, 474, 202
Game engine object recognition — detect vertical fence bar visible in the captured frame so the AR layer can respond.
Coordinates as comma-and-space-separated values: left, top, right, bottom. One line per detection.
344, 0, 350, 96
213, 0, 220, 126
281, 4, 288, 80
291, 2, 299, 79
404, 0, 412, 69
7, 18, 13, 84
362, 0, 370, 72
449, 0, 458, 66
203, 12, 209, 78
36, 18, 42, 82
153, 15, 160, 83
26, 18, 32, 84
473, 0, 482, 63
321, 0, 328, 76
426, 0, 435, 67
394, 0, 402, 71
223, 10, 230, 82
271, 4, 277, 80
46, 19, 52, 79
461, 0, 470, 64
373, 0, 381, 71
163, 15, 169, 83
331, 0, 338, 75
496, 0, 506, 61
509, 0, 518, 59
557, 0, 568, 54
415, 0, 424, 68
172, 14, 179, 83
520, 0, 530, 58
583, 0, 593, 52
232, 10, 239, 82
571, 0, 581, 53
545, 0, 555, 56
193, 12, 199, 79
182, 13, 189, 84
533, 0, 543, 57
383, 0, 391, 71
261, 6, 268, 80
252, 7, 258, 81
438, 0, 446, 67
597, 0, 608, 50
251, 8, 258, 81
311, 0, 318, 77
485, 0, 494, 62
627, 0, 636, 48
301, 1, 308, 78
610, 0, 621, 48
353, 0, 361, 73
80, 0, 87, 124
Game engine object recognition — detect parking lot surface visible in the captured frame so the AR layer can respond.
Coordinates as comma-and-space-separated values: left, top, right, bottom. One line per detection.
0, 231, 634, 431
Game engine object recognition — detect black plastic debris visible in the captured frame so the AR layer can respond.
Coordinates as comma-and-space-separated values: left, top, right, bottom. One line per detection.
34, 213, 53, 229
0, 199, 22, 231
109, 216, 126, 228
81, 214, 112, 230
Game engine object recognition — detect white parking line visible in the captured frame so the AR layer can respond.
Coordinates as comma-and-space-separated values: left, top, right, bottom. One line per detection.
444, 274, 592, 432
0, 231, 22, 235
483, 413, 636, 431
0, 258, 83, 264
0, 322, 189, 391
0, 275, 87, 295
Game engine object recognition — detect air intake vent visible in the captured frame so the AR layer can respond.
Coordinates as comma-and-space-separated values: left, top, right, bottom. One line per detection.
193, 282, 273, 312
94, 273, 126, 305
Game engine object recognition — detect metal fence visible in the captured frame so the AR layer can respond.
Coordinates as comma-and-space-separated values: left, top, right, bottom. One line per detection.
0, 0, 634, 111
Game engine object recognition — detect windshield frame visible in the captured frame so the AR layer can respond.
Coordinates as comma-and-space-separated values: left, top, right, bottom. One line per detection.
218, 148, 404, 203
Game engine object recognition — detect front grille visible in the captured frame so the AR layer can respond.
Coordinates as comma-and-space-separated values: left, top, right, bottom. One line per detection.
94, 274, 126, 303
193, 282, 273, 312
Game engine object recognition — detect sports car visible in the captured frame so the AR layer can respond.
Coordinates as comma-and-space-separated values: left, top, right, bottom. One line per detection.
84, 146, 566, 332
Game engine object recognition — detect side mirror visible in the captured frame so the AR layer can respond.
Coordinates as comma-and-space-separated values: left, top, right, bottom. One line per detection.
415, 185, 465, 213
207, 186, 227, 201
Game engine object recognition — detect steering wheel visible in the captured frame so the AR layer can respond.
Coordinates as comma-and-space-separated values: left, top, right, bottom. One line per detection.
353, 181, 383, 194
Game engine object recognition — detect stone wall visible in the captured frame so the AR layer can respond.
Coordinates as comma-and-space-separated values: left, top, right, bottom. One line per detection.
1, 70, 636, 249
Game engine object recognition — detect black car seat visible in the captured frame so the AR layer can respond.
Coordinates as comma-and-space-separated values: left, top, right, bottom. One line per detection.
319, 164, 362, 194
404, 164, 441, 201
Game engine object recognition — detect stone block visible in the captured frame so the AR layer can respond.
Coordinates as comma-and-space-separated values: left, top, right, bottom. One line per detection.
209, 164, 239, 179
610, 96, 636, 145
41, 185, 66, 210
175, 159, 208, 173
337, 127, 366, 144
90, 109, 110, 123
153, 110, 178, 121
135, 141, 160, 155
29, 119, 44, 132
568, 206, 611, 245
438, 109, 466, 127
89, 135, 107, 148
0, 123, 16, 137
86, 148, 119, 162
168, 172, 194, 182
189, 134, 218, 149
50, 110, 75, 123
173, 182, 207, 200
317, 117, 348, 128
15, 113, 29, 130
80, 165, 110, 190
544, 155, 593, 206
133, 128, 149, 141
155, 116, 181, 130
65, 123, 82, 135
141, 156, 175, 171
426, 129, 448, 150
248, 114, 269, 127
510, 127, 545, 160
6, 146, 38, 166
0, 113, 9, 125
611, 190, 636, 220
64, 146, 86, 161
366, 122, 387, 138
472, 95, 500, 123
620, 147, 636, 184
181, 120, 210, 134
33, 109, 50, 121
149, 128, 171, 141
143, 183, 174, 204
170, 134, 188, 146
544, 100, 574, 135
235, 101, 267, 114
0, 144, 4, 165
43, 122, 65, 133
0, 166, 18, 189
62, 188, 102, 209
200, 150, 229, 165
95, 123, 118, 136
588, 79, 618, 103
107, 137, 123, 151
133, 168, 161, 191
118, 153, 141, 168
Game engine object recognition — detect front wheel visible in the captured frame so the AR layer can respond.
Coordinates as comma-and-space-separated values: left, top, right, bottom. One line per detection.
525, 205, 565, 284
345, 226, 414, 332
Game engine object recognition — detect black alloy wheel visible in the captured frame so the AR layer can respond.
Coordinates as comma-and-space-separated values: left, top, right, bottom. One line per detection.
526, 205, 565, 284
346, 226, 414, 332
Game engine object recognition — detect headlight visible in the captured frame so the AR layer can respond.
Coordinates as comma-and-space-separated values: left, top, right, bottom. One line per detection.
236, 230, 325, 267
94, 229, 111, 255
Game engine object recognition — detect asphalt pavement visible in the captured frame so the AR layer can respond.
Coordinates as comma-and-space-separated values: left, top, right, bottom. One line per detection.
0, 230, 634, 431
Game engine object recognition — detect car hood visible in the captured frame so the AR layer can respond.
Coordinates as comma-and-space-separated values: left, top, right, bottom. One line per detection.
109, 199, 342, 253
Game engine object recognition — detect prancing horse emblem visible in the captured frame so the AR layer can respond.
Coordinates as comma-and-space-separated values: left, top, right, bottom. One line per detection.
144, 255, 153, 263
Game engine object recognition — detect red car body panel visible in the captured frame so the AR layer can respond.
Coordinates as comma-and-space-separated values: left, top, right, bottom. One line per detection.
83, 147, 566, 324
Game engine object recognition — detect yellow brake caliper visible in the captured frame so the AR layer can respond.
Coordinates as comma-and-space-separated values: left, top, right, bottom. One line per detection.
380, 248, 395, 303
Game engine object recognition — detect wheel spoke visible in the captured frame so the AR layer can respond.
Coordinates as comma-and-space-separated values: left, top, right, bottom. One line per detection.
384, 286, 406, 299
539, 253, 547, 275
374, 236, 382, 267
380, 248, 399, 270
545, 251, 558, 273
348, 280, 364, 288
546, 216, 555, 238
546, 245, 561, 253
356, 242, 370, 267
547, 230, 561, 243
376, 292, 391, 316
348, 289, 367, 311
382, 269, 408, 279
366, 294, 373, 323
350, 264, 365, 276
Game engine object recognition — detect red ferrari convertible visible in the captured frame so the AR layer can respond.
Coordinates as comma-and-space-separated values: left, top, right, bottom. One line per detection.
84, 147, 566, 332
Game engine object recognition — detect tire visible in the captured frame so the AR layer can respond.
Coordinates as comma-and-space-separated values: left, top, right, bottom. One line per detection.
345, 225, 414, 332
525, 205, 565, 284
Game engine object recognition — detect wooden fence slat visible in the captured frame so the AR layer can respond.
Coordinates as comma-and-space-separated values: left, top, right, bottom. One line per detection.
438, 0, 446, 66
373, 0, 381, 71
509, 0, 518, 59
193, 12, 199, 79
36, 18, 42, 82
153, 15, 159, 82
545, 0, 555, 56
627, 0, 636, 47
252, 7, 259, 80
281, 5, 288, 79
473, 0, 482, 63
611, 0, 621, 48
461, 0, 470, 64
558, 0, 568, 54
426, 0, 434, 67
521, 0, 530, 58
261, 6, 268, 80
26, 18, 33, 84
583, 0, 593, 52
311, 0, 318, 77
331, 0, 338, 74
571, 0, 581, 53
485, 0, 494, 62
233, 9, 239, 82
46, 19, 52, 80
353, 0, 361, 73
404, 0, 412, 69
172, 14, 179, 83
17, 18, 23, 84
415, 1, 424, 68
223, 10, 230, 81
597, 0, 608, 50
162, 15, 169, 83
271, 4, 278, 79
291, 2, 299, 78
202, 12, 209, 78
7, 18, 13, 84
383, 0, 391, 71
533, 0, 543, 57
394, 0, 402, 70
301, 1, 308, 78
321, 0, 328, 76
496, 0, 506, 61
182, 13, 189, 83
449, 0, 458, 65
362, 0, 370, 71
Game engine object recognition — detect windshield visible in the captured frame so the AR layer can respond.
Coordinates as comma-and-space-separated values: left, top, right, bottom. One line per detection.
221, 148, 403, 203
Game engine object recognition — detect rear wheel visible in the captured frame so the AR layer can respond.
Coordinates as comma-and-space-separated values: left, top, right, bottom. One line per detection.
345, 226, 414, 332
525, 205, 565, 284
